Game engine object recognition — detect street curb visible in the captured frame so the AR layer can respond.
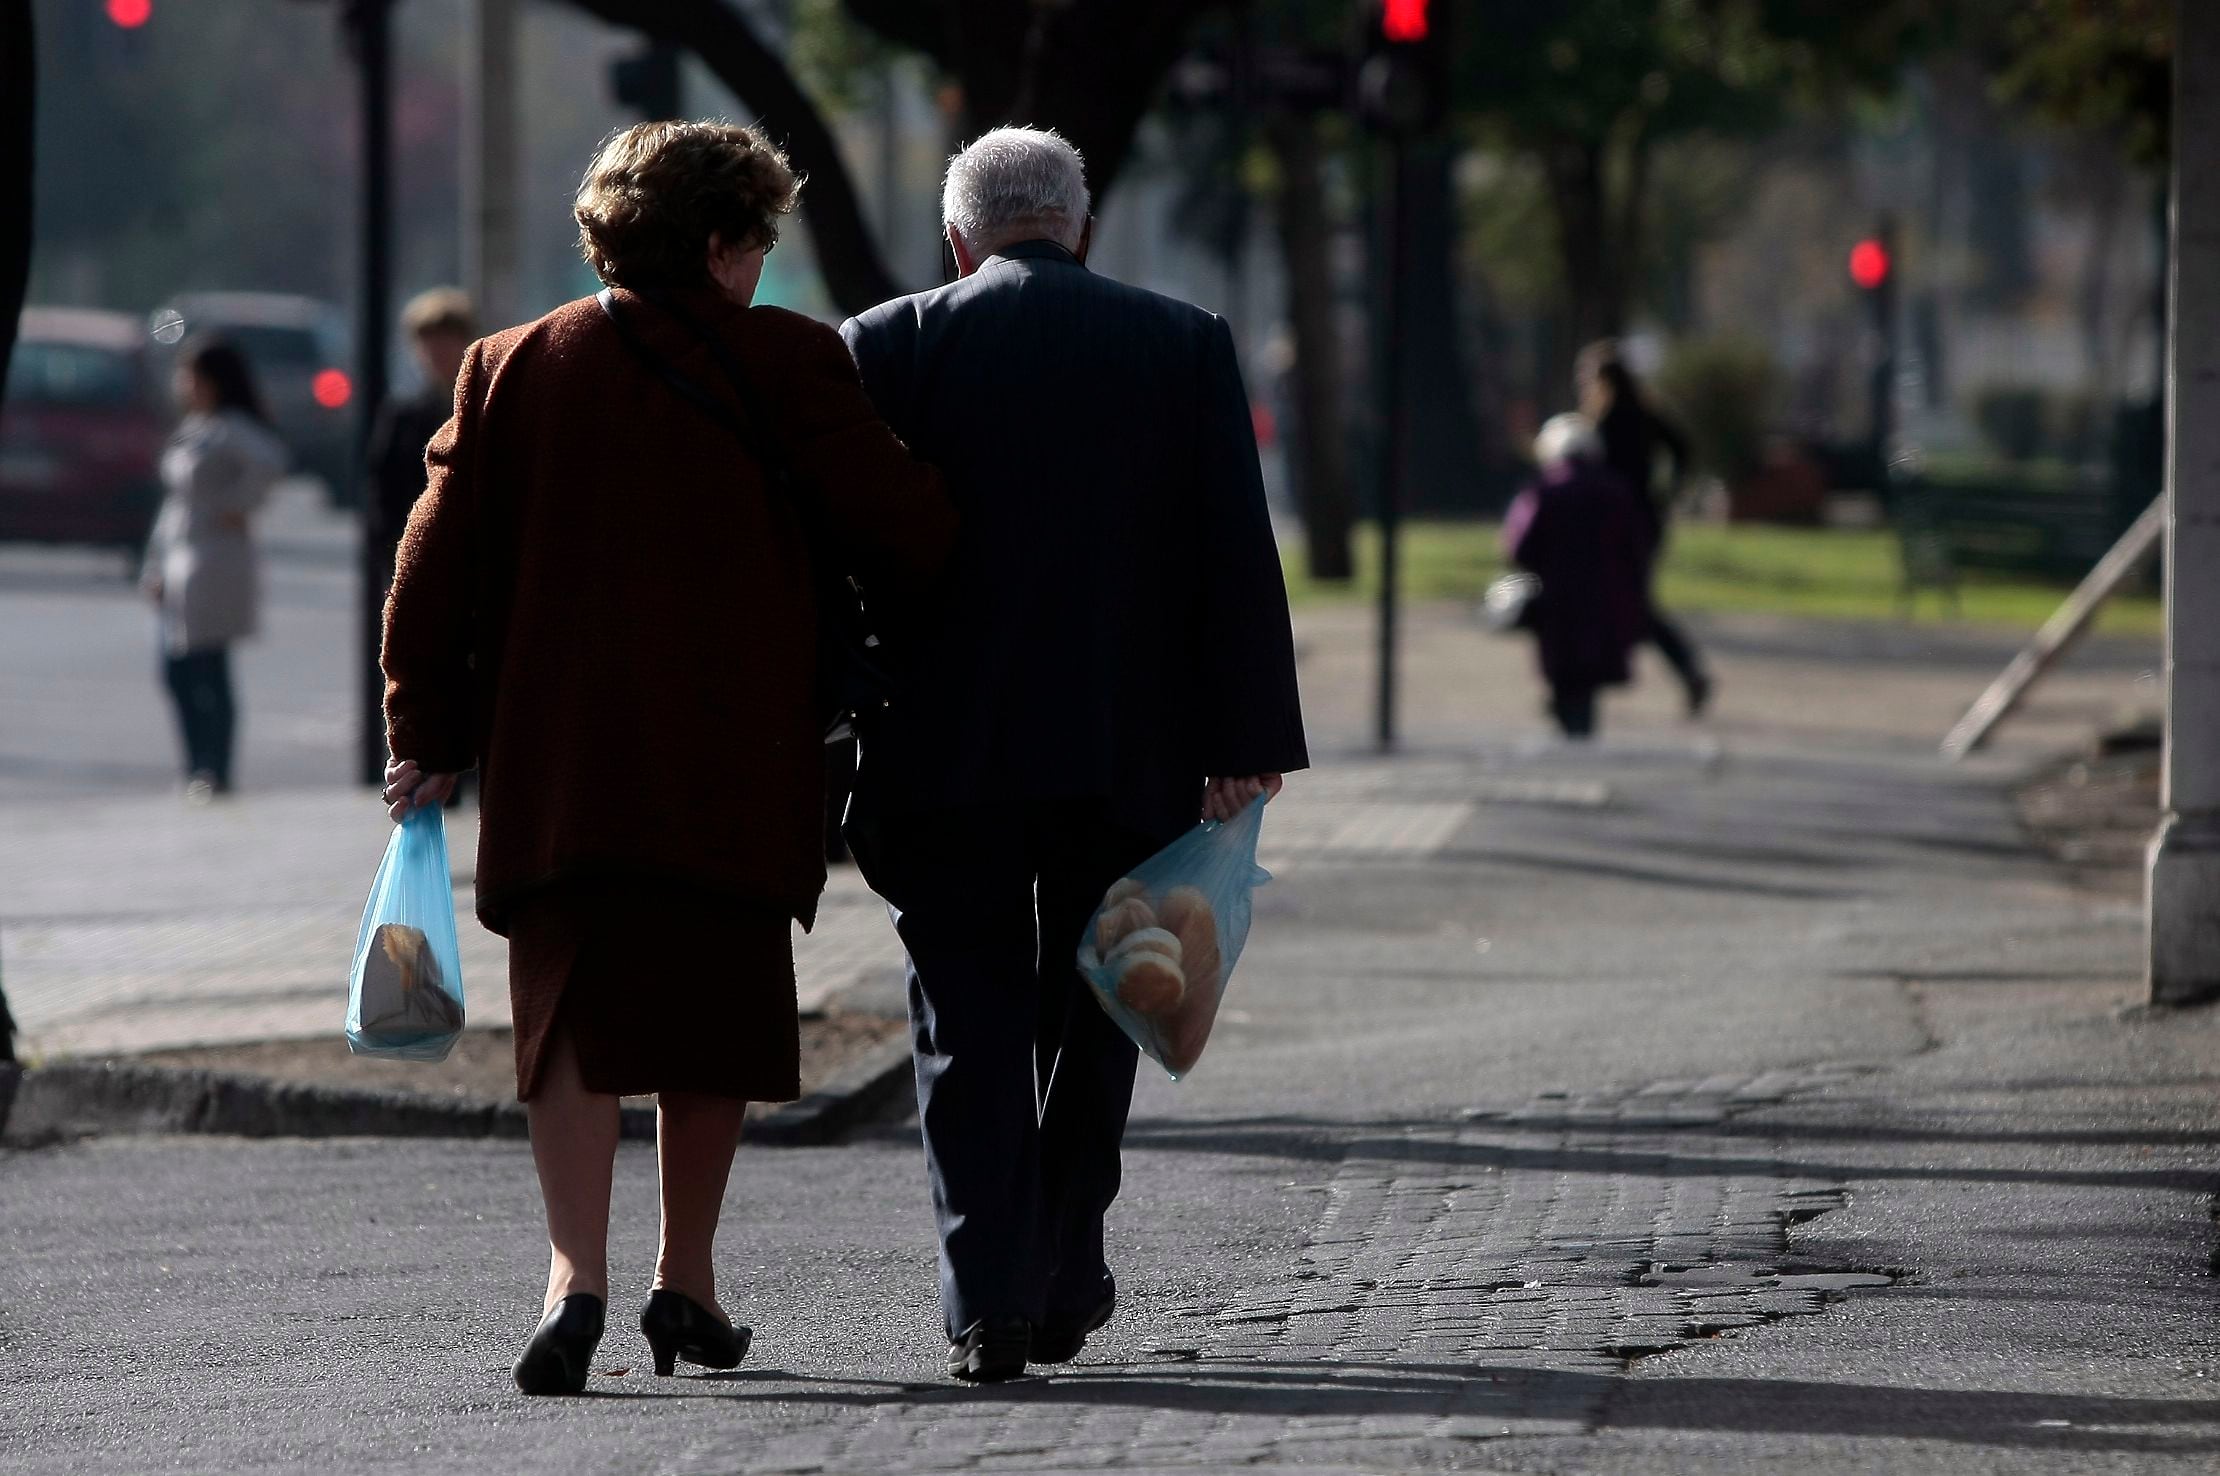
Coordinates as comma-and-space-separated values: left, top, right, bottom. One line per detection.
0, 1034, 914, 1150
753, 1032, 914, 1146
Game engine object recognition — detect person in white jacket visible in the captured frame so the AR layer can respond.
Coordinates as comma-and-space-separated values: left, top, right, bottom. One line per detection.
141, 338, 286, 800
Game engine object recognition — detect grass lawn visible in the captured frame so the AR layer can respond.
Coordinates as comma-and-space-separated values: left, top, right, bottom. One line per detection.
1281, 520, 2163, 639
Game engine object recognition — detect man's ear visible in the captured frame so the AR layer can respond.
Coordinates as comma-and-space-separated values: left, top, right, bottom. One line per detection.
1074, 216, 1094, 265
947, 226, 981, 279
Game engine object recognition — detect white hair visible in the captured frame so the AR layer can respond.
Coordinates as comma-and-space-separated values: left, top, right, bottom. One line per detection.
1535, 413, 1603, 468
941, 127, 1092, 255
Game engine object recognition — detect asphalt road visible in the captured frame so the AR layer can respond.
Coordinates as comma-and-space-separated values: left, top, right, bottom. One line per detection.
2, 504, 2214, 1473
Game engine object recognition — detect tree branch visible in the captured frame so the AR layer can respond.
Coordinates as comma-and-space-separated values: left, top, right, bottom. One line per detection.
560, 0, 907, 315
0, 0, 33, 396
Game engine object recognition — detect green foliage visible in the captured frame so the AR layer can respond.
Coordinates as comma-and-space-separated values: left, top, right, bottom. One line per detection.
1278, 519, 2162, 636
1460, 152, 1560, 304
1442, 1, 1940, 340
1987, 0, 2170, 163
1654, 335, 1782, 484
790, 0, 912, 111
1451, 1, 1935, 152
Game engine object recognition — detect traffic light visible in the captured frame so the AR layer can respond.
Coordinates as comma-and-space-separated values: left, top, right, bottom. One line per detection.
1849, 238, 1891, 292
1361, 0, 1450, 134
610, 42, 682, 121
106, 0, 152, 28
1382, 0, 1431, 43
1851, 223, 1900, 475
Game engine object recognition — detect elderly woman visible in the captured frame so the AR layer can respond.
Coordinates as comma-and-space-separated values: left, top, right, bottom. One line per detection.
379, 120, 953, 1395
143, 338, 287, 800
1501, 413, 1652, 739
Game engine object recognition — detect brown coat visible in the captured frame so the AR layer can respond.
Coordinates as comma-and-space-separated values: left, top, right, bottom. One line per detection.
381, 289, 954, 935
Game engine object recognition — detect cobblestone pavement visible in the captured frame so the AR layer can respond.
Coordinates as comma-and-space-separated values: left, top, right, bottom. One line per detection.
733, 1069, 1894, 1474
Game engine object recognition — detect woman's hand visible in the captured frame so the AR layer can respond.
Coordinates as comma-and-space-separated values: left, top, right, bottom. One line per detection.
383, 757, 460, 822
1201, 773, 1283, 823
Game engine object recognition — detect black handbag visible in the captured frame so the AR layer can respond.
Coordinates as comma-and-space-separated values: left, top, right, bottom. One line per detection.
595, 288, 894, 743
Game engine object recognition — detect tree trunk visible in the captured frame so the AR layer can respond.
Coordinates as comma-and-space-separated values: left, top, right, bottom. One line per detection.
562, 0, 905, 315
1266, 111, 1354, 580
1542, 136, 1625, 397
1397, 137, 1490, 513
850, 0, 1214, 216
0, 0, 33, 396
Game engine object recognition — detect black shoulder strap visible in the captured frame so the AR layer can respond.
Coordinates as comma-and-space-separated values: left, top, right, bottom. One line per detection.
594, 288, 793, 491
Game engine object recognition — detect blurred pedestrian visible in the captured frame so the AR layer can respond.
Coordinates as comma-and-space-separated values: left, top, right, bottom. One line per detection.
378, 120, 953, 1397
1576, 340, 1714, 715
368, 290, 480, 809
142, 338, 286, 800
1502, 413, 1651, 740
365, 289, 476, 579
840, 126, 1309, 1383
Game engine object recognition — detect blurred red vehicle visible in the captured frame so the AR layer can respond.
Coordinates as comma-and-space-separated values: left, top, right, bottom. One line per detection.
0, 308, 166, 559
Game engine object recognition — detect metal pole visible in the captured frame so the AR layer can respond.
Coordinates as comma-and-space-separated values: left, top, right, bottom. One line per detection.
1375, 134, 1409, 752
2149, 0, 2220, 1005
1869, 215, 1899, 476
353, 0, 394, 787
463, 0, 520, 330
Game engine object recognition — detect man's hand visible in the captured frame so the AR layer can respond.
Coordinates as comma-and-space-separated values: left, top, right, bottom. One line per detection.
383, 757, 460, 822
1202, 773, 1283, 823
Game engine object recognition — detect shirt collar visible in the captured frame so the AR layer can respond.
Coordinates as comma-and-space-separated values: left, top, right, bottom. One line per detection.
986, 239, 1086, 270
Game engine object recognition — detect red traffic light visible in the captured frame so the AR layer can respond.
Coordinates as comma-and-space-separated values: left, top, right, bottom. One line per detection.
312, 369, 353, 410
1382, 0, 1431, 43
106, 0, 152, 28
1849, 238, 1891, 291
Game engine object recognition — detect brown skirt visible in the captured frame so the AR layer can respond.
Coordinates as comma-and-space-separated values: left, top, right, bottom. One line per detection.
506, 878, 800, 1103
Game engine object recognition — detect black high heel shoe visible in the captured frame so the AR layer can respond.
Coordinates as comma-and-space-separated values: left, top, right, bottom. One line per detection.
640, 1287, 752, 1376
512, 1293, 605, 1396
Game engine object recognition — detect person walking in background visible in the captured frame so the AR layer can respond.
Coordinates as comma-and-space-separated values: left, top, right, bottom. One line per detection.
366, 289, 476, 585
841, 126, 1308, 1384
142, 338, 286, 801
378, 120, 953, 1397
1576, 340, 1714, 716
367, 290, 479, 809
1502, 414, 1651, 740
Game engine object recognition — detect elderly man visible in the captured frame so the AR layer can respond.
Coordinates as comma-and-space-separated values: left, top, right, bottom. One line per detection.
842, 127, 1308, 1382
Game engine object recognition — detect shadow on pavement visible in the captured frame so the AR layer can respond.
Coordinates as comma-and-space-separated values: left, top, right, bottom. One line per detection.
560, 1358, 2220, 1454
1119, 1116, 2220, 1194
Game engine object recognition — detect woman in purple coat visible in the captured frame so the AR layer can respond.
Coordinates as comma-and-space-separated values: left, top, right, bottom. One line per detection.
1501, 414, 1653, 738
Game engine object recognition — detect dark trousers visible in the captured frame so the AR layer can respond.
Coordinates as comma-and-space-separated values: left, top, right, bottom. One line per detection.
1644, 609, 1707, 696
1548, 684, 1598, 739
161, 647, 236, 787
851, 799, 1164, 1339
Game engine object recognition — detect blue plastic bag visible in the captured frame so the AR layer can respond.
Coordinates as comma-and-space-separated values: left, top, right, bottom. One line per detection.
1077, 795, 1272, 1080
345, 804, 466, 1061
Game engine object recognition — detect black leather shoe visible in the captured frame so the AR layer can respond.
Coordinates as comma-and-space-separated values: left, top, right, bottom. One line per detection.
640, 1287, 752, 1376
1031, 1282, 1116, 1365
946, 1317, 1030, 1383
513, 1293, 605, 1396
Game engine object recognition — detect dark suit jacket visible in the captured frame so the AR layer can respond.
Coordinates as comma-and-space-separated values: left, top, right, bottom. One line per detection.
840, 240, 1308, 840
365, 384, 452, 558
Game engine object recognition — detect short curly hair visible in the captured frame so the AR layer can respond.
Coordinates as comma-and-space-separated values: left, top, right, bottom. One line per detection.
574, 121, 802, 291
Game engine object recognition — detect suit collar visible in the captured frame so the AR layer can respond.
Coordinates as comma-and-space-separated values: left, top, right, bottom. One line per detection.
986, 239, 1086, 270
